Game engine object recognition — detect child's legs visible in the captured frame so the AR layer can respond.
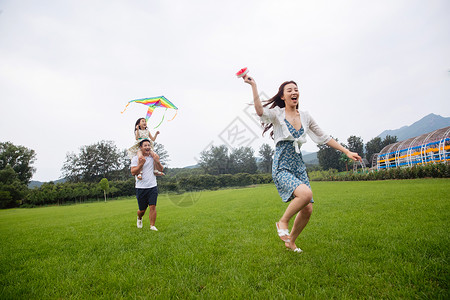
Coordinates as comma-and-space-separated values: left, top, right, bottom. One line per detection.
136, 150, 144, 175
137, 149, 144, 159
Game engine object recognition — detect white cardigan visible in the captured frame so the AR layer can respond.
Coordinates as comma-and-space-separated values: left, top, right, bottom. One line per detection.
260, 106, 331, 153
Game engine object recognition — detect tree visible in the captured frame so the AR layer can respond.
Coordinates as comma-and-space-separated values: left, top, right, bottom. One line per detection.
26, 182, 57, 206
61, 140, 123, 182
61, 152, 82, 182
154, 142, 170, 167
95, 141, 122, 179
347, 136, 364, 157
365, 135, 398, 164
0, 165, 27, 208
339, 153, 352, 172
115, 149, 132, 181
317, 137, 344, 171
345, 136, 364, 170
98, 178, 109, 202
0, 191, 13, 209
0, 141, 36, 184
365, 137, 383, 163
382, 135, 398, 148
229, 147, 257, 174
258, 143, 274, 173
199, 145, 230, 175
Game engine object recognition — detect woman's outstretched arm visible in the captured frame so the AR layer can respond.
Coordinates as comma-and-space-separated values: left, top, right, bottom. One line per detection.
326, 138, 362, 161
243, 75, 263, 117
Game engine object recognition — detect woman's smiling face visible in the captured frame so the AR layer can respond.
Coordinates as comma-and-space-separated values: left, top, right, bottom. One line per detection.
281, 83, 299, 107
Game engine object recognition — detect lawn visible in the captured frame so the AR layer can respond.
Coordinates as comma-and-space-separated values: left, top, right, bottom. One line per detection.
1, 179, 449, 299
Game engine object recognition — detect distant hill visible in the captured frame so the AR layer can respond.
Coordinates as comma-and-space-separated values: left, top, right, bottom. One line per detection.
378, 113, 450, 142
302, 151, 318, 165
28, 178, 66, 189
183, 164, 200, 169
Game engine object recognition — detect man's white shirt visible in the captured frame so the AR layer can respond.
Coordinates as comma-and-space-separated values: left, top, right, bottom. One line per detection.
130, 155, 157, 188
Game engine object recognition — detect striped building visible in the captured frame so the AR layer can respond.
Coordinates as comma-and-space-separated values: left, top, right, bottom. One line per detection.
373, 126, 450, 169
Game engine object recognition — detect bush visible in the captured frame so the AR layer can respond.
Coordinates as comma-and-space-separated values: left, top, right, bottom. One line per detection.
308, 163, 450, 182
308, 169, 338, 181
17, 164, 448, 207
175, 173, 272, 192
0, 190, 14, 209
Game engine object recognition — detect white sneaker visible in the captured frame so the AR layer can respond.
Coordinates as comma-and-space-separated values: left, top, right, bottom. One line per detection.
150, 226, 158, 231
137, 217, 143, 228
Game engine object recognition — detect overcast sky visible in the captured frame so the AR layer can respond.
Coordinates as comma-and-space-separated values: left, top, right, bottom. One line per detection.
1, 0, 449, 182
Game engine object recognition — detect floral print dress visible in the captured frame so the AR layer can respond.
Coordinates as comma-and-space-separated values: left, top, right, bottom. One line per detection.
127, 129, 154, 159
272, 119, 313, 203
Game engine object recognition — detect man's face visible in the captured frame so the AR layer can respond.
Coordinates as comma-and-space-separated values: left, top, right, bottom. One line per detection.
140, 141, 151, 155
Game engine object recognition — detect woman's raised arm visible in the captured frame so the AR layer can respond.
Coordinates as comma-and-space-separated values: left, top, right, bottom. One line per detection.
243, 75, 263, 117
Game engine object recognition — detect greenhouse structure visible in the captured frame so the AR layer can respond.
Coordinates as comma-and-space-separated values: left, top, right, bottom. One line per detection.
373, 126, 450, 170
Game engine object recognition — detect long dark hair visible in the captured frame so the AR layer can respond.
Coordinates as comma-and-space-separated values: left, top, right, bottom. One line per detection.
134, 118, 147, 132
262, 81, 298, 139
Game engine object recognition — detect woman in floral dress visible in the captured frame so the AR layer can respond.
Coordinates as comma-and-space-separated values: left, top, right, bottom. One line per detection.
242, 75, 361, 253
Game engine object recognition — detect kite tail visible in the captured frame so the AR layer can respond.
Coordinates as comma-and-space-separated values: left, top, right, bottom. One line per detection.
154, 109, 177, 128
121, 102, 130, 114
154, 109, 168, 129
168, 110, 178, 121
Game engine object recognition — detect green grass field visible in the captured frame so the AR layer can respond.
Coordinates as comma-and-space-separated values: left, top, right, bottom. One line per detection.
1, 179, 449, 299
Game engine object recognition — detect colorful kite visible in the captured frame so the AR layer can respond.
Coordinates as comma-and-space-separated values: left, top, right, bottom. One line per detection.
121, 96, 178, 128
